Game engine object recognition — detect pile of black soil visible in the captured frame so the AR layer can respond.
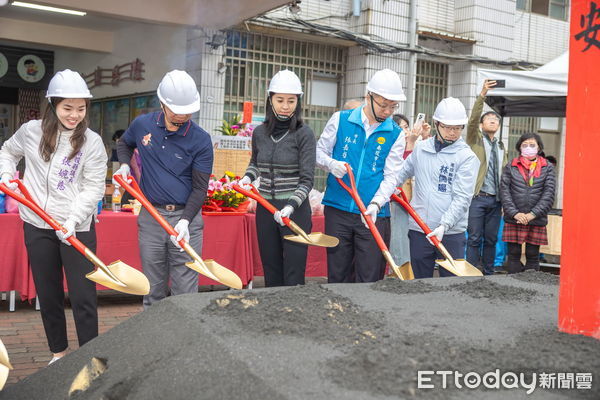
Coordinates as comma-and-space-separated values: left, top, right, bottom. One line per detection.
205, 283, 384, 346
510, 269, 560, 285
371, 278, 443, 295
448, 278, 540, 302
326, 327, 600, 399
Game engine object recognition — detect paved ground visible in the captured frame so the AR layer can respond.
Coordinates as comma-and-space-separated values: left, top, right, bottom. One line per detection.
0, 276, 304, 387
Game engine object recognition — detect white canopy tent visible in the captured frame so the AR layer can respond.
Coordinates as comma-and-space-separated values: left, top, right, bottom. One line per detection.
478, 52, 568, 117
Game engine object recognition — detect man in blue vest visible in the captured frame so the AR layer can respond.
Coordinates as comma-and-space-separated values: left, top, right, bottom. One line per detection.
316, 69, 406, 283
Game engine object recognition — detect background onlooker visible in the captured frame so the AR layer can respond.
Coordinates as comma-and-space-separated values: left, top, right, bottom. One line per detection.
500, 132, 555, 273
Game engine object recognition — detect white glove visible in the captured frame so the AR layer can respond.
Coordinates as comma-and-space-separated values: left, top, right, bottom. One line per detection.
329, 160, 348, 179
170, 219, 190, 251
56, 219, 77, 245
112, 164, 131, 185
360, 203, 379, 229
238, 175, 252, 190
393, 187, 401, 196
426, 225, 445, 245
0, 173, 17, 191
274, 205, 294, 226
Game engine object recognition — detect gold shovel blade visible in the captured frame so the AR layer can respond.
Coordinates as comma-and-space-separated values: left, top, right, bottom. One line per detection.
436, 258, 483, 277
284, 232, 340, 248
0, 338, 11, 391
186, 259, 243, 289
86, 261, 151, 295
0, 339, 12, 370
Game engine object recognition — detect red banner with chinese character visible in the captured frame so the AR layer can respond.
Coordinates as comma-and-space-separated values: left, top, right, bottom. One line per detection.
559, 0, 600, 338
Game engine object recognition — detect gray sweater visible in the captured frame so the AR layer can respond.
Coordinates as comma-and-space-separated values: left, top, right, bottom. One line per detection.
244, 123, 316, 209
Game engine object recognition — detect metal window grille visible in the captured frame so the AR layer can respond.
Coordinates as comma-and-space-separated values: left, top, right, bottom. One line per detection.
414, 60, 448, 124
224, 30, 347, 191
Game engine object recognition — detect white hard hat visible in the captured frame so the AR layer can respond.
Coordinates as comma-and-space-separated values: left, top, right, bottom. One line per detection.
46, 69, 92, 100
432, 97, 468, 125
157, 70, 200, 114
267, 70, 303, 95
366, 69, 406, 101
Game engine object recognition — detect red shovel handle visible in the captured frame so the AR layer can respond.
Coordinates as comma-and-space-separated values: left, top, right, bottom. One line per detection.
232, 184, 292, 226
390, 192, 442, 247
335, 164, 389, 252
0, 180, 89, 255
113, 175, 182, 245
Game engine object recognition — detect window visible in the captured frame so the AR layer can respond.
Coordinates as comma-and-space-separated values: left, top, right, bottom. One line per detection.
517, 0, 569, 21
224, 31, 347, 191
415, 60, 448, 124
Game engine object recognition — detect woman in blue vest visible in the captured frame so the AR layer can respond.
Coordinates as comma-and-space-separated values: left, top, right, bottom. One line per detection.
316, 69, 407, 283
395, 97, 480, 278
239, 70, 316, 287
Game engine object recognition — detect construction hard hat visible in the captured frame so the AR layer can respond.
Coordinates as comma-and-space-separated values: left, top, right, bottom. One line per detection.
267, 70, 303, 95
432, 97, 468, 125
366, 69, 406, 101
157, 70, 200, 114
46, 69, 92, 100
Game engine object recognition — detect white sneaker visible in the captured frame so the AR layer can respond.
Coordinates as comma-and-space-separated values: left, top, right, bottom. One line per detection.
48, 356, 62, 365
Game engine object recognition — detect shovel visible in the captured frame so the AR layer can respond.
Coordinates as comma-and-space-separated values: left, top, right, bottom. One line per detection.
0, 338, 12, 390
232, 184, 339, 248
391, 189, 482, 277
0, 180, 150, 295
335, 164, 413, 280
114, 175, 243, 289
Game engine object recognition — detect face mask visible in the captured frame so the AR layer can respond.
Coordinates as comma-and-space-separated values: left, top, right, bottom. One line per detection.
521, 146, 538, 158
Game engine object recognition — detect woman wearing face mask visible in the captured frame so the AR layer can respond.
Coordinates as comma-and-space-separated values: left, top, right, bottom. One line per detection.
239, 70, 316, 287
0, 69, 107, 364
499, 132, 555, 273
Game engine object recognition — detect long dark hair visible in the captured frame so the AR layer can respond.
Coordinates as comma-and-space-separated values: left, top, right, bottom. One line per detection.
40, 97, 90, 162
263, 94, 303, 135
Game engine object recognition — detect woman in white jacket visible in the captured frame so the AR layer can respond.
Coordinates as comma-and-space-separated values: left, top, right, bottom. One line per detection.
0, 70, 107, 364
395, 98, 480, 279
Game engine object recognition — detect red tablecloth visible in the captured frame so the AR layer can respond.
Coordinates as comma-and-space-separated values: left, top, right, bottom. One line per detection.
245, 214, 327, 277
96, 211, 254, 288
0, 214, 36, 301
2, 211, 327, 301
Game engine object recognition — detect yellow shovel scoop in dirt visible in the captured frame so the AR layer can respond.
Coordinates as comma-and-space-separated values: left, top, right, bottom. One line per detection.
114, 175, 243, 289
335, 165, 413, 280
0, 338, 13, 390
233, 184, 339, 248
391, 190, 482, 277
0, 181, 150, 295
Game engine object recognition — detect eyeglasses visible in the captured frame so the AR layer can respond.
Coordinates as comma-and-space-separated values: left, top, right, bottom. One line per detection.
520, 143, 538, 148
370, 94, 399, 111
438, 123, 464, 132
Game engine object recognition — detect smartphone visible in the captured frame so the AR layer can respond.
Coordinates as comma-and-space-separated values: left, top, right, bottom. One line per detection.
493, 79, 506, 88
413, 113, 426, 129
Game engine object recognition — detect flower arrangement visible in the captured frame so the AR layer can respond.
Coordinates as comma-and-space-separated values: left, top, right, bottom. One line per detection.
203, 171, 249, 213
215, 114, 254, 137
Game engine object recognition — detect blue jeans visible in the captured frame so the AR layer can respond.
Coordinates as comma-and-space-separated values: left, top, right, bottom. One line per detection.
466, 195, 502, 275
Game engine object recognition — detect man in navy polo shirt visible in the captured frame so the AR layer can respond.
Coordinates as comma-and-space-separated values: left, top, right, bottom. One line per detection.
115, 70, 213, 308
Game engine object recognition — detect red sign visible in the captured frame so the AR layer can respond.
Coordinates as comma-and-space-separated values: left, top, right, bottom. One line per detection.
559, 0, 600, 339
242, 101, 253, 124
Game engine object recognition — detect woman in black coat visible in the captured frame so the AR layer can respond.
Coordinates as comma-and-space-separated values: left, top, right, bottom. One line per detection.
499, 132, 555, 273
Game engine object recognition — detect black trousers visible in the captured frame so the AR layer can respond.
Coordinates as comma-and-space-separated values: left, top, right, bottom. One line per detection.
255, 199, 312, 287
408, 230, 467, 279
324, 206, 390, 283
23, 222, 98, 353
506, 242, 541, 274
